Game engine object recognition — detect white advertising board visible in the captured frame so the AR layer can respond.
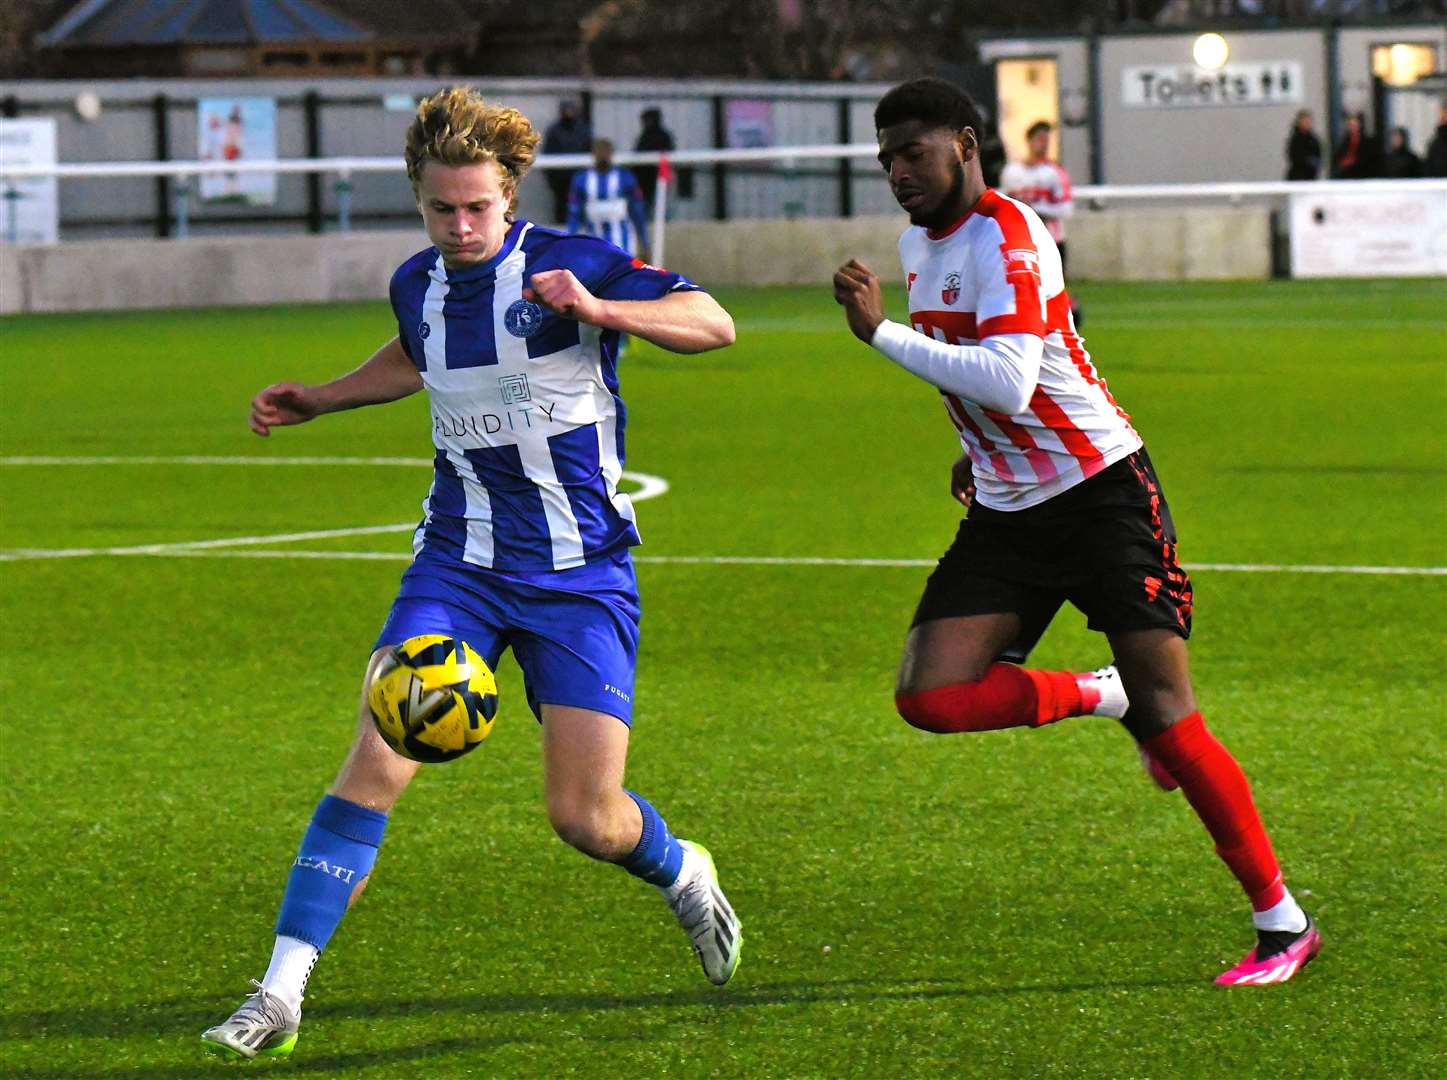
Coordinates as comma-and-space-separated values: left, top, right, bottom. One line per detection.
1290, 188, 1447, 277
1122, 62, 1303, 108
0, 118, 59, 245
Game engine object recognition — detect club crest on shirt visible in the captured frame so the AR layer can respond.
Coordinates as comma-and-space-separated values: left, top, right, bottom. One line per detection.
504, 299, 544, 338
417, 320, 431, 340
941, 272, 961, 305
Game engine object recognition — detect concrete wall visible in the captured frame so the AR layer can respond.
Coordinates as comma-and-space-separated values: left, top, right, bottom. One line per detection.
1, 231, 426, 313
0, 207, 1273, 315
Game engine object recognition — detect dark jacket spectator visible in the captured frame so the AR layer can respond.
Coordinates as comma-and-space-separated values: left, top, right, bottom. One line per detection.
1426, 107, 1447, 178
1381, 127, 1424, 179
633, 108, 676, 210
1333, 113, 1381, 179
542, 100, 593, 223
1285, 110, 1322, 180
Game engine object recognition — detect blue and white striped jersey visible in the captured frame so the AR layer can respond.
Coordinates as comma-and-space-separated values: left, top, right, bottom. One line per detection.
389, 219, 698, 572
565, 167, 649, 255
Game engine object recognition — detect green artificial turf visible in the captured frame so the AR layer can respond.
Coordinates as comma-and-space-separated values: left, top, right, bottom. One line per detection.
1, 279, 1444, 1078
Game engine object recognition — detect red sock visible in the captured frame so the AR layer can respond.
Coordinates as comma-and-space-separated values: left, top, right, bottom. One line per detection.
896, 663, 1094, 733
1143, 712, 1286, 911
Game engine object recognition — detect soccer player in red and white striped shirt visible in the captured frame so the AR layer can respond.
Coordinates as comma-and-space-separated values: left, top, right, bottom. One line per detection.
833, 78, 1320, 987
1000, 120, 1073, 264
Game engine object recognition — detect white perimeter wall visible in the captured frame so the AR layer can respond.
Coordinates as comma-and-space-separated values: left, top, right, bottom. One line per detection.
0, 208, 1272, 315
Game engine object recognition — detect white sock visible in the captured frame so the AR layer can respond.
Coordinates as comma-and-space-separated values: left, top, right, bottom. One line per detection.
1252, 889, 1308, 934
261, 935, 319, 1014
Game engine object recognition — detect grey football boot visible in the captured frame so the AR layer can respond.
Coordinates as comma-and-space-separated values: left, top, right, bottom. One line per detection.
200, 980, 300, 1060
659, 840, 742, 985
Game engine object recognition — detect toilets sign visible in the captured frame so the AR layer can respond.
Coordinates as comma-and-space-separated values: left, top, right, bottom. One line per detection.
1122, 61, 1303, 108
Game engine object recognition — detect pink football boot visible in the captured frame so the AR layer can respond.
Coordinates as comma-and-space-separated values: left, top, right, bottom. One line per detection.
1215, 916, 1321, 986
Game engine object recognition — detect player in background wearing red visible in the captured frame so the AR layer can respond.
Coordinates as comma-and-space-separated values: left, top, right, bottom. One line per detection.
1000, 121, 1072, 264
833, 78, 1320, 987
1001, 119, 1079, 324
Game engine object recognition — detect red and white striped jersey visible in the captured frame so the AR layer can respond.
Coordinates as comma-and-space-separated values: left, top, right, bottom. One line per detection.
899, 189, 1140, 511
999, 159, 1073, 243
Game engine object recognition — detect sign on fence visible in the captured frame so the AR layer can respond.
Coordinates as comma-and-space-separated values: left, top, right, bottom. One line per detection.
197, 97, 278, 205
0, 118, 59, 245
1290, 187, 1447, 277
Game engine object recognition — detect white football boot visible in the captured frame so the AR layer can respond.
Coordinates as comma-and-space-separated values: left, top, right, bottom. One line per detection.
659, 840, 742, 985
200, 980, 300, 1060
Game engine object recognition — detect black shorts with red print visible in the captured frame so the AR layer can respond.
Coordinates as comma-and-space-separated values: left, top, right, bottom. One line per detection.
912, 447, 1193, 663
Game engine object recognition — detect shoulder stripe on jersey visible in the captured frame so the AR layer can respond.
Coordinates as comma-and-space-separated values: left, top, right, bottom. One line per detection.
977, 193, 1046, 339
977, 191, 1037, 253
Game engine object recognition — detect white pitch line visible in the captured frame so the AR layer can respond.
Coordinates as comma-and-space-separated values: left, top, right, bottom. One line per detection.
0, 455, 435, 467
5, 546, 1441, 576
0, 523, 417, 562
0, 456, 671, 506
1186, 561, 1446, 576
0, 459, 1439, 575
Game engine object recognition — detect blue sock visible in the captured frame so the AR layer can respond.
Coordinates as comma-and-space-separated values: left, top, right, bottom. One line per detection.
274, 795, 388, 950
621, 790, 685, 887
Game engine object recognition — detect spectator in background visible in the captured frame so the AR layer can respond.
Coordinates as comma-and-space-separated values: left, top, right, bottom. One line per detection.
1425, 106, 1447, 178
633, 108, 675, 212
542, 99, 593, 223
1381, 127, 1424, 178
1285, 110, 1322, 180
567, 138, 650, 258
1333, 112, 1380, 179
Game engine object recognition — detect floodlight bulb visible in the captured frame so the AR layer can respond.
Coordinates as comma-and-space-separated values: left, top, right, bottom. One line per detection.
75, 91, 102, 122
1193, 33, 1229, 71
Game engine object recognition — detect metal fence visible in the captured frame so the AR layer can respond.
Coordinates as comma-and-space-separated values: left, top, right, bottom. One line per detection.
0, 76, 908, 239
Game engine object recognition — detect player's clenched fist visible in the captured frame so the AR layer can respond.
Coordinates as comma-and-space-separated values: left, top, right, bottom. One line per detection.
950, 452, 976, 509
250, 381, 320, 436
525, 268, 604, 325
833, 258, 885, 344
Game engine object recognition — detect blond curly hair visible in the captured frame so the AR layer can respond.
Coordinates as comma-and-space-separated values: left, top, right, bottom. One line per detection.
404, 86, 541, 198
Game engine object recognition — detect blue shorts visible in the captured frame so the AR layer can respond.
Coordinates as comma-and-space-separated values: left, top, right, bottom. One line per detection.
374, 550, 641, 725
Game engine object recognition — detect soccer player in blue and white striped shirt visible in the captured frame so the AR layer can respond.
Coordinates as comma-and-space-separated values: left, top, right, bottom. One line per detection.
201, 87, 741, 1062
566, 138, 650, 256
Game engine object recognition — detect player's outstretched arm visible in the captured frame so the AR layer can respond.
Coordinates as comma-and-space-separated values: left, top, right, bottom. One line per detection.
249, 336, 422, 437
525, 269, 735, 354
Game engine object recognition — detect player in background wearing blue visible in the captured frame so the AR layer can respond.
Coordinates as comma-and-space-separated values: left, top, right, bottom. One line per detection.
201, 87, 742, 1062
566, 138, 651, 257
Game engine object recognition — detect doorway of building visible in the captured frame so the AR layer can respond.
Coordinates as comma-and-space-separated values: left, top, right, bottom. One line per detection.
995, 57, 1060, 165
